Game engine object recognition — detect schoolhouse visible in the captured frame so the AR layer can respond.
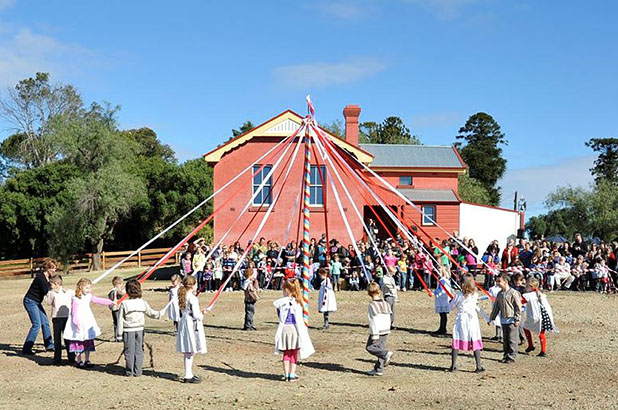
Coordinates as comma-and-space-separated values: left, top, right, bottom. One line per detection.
203, 105, 520, 252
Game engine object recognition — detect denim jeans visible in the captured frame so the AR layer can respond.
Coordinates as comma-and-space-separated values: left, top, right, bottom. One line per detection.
23, 297, 53, 353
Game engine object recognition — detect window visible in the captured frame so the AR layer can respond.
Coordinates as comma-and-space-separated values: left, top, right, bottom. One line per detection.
422, 205, 436, 225
309, 165, 326, 206
399, 176, 413, 186
252, 165, 272, 205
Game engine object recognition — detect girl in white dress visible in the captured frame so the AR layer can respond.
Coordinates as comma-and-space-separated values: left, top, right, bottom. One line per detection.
433, 266, 453, 336
274, 278, 315, 382
176, 275, 207, 383
448, 274, 485, 373
522, 277, 557, 357
167, 274, 181, 334
64, 278, 114, 368
317, 268, 337, 330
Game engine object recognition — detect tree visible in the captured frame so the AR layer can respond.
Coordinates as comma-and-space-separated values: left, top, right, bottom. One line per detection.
0, 162, 80, 258
359, 117, 421, 145
455, 112, 507, 206
122, 127, 176, 163
536, 181, 618, 242
231, 121, 255, 138
321, 119, 344, 138
47, 103, 146, 270
457, 174, 492, 205
0, 73, 83, 168
585, 137, 618, 185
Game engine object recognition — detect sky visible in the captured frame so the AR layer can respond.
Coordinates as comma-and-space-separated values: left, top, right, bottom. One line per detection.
0, 0, 615, 217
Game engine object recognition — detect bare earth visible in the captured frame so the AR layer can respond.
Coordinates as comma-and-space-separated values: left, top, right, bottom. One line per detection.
1, 270, 617, 410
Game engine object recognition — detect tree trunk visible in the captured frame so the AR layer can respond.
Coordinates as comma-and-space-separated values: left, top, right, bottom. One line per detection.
91, 238, 105, 271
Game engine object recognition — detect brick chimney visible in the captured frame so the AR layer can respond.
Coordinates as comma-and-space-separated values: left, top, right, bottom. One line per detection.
343, 104, 361, 146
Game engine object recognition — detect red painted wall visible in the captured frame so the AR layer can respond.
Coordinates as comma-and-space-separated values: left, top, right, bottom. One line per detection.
211, 137, 461, 246
212, 137, 367, 246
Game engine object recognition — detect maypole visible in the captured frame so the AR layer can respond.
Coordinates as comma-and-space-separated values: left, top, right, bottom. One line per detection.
300, 95, 314, 327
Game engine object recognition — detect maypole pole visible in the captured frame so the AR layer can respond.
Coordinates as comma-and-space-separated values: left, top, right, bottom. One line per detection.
301, 95, 315, 326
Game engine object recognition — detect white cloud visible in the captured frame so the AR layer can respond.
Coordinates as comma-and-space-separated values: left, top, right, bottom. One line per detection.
0, 27, 97, 87
273, 57, 386, 89
499, 155, 595, 217
402, 0, 479, 19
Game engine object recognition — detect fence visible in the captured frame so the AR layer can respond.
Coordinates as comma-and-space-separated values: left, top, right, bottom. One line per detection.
0, 248, 180, 279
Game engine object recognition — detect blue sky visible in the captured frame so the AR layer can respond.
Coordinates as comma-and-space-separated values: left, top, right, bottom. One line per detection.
0, 0, 616, 216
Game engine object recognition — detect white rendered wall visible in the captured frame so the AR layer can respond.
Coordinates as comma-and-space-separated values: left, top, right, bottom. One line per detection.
459, 203, 520, 255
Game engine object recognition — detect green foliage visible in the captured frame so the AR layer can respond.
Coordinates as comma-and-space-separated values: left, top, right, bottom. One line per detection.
321, 119, 344, 138
585, 137, 618, 185
457, 174, 492, 205
359, 117, 421, 145
0, 72, 83, 168
231, 121, 255, 139
455, 112, 507, 206
529, 180, 618, 242
47, 104, 146, 267
0, 162, 80, 258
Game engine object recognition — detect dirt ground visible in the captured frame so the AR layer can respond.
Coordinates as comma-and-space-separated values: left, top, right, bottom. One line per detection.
1, 270, 617, 410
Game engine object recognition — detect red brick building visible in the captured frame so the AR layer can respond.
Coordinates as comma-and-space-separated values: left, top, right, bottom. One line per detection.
203, 105, 479, 248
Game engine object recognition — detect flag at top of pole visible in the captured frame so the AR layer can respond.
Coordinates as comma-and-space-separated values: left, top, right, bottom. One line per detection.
306, 94, 315, 119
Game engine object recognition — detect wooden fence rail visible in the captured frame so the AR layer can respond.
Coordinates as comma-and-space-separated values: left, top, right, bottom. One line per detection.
0, 248, 180, 279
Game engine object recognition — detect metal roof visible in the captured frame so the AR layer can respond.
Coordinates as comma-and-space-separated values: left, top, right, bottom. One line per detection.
399, 189, 460, 203
359, 144, 464, 168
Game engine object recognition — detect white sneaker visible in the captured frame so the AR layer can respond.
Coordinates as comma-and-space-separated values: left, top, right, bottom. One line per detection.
384, 351, 394, 367
366, 369, 383, 376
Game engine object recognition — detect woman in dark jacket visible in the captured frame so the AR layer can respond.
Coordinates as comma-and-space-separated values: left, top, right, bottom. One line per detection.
22, 258, 57, 355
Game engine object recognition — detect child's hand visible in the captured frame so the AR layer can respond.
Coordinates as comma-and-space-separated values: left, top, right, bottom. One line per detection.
201, 307, 208, 314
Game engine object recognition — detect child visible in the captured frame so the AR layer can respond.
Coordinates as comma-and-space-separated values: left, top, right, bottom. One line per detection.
64, 278, 114, 368
522, 278, 556, 357
202, 261, 214, 293
483, 255, 498, 289
397, 254, 408, 292
242, 268, 259, 331
488, 282, 503, 342
381, 266, 398, 327
433, 266, 452, 336
116, 280, 163, 376
108, 276, 125, 340
488, 273, 523, 363
273, 278, 315, 381
168, 274, 181, 334
44, 274, 75, 364
213, 259, 223, 291
318, 268, 337, 329
512, 273, 527, 345
329, 254, 343, 292
365, 282, 394, 376
448, 274, 485, 373
176, 275, 207, 383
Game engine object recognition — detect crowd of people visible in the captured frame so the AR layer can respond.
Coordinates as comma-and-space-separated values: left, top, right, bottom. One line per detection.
178, 231, 617, 296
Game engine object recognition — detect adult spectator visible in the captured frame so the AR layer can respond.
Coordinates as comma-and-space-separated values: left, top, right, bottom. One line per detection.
22, 258, 57, 355
571, 233, 585, 259
519, 242, 533, 268
501, 239, 518, 270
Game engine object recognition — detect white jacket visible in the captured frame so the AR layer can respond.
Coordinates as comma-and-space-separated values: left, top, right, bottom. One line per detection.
368, 299, 392, 339
274, 297, 315, 359
522, 291, 557, 334
318, 279, 337, 313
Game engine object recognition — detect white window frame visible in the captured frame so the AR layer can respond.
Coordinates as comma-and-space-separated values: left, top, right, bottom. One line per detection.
309, 165, 326, 207
252, 164, 272, 206
422, 205, 436, 226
